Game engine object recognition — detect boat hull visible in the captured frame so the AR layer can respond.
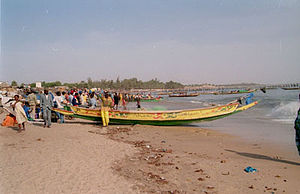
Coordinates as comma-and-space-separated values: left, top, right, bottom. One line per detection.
169, 93, 199, 97
281, 87, 300, 90
53, 101, 258, 126
213, 89, 256, 95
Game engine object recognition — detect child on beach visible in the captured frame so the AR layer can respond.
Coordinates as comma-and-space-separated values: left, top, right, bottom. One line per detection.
12, 95, 27, 132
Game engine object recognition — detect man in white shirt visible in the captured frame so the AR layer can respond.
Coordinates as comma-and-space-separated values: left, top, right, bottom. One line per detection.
54, 91, 64, 123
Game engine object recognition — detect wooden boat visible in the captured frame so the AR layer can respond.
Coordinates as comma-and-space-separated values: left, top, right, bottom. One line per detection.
157, 92, 172, 95
53, 101, 258, 126
281, 87, 300, 90
169, 93, 199, 97
213, 89, 256, 95
140, 97, 163, 102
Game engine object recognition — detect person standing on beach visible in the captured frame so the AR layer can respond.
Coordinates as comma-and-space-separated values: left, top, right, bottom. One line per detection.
89, 92, 97, 109
136, 94, 141, 109
54, 91, 65, 123
27, 90, 38, 119
101, 91, 113, 127
120, 93, 127, 110
68, 92, 73, 104
294, 108, 300, 156
40, 89, 54, 128
113, 92, 119, 110
12, 95, 27, 132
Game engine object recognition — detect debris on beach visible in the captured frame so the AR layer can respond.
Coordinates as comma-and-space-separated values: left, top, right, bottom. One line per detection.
265, 186, 273, 191
194, 169, 204, 173
153, 148, 173, 153
221, 171, 230, 175
272, 155, 282, 160
206, 185, 215, 190
146, 172, 168, 184
244, 166, 257, 173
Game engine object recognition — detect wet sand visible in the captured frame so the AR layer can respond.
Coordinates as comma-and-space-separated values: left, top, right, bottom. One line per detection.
105, 125, 300, 193
1, 113, 300, 193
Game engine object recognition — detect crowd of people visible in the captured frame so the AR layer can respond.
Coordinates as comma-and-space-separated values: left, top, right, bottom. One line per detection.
0, 88, 147, 131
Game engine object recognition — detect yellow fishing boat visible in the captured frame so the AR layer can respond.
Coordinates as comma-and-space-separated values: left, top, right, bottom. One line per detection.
53, 101, 258, 126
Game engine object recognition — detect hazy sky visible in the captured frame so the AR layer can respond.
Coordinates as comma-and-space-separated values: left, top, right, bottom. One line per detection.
1, 0, 300, 84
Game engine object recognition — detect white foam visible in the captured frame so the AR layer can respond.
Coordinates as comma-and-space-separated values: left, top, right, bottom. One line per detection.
190, 101, 202, 104
268, 101, 300, 123
272, 119, 295, 124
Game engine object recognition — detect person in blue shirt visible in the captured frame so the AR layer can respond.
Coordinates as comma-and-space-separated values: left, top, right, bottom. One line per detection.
23, 101, 32, 121
245, 93, 254, 105
72, 93, 80, 106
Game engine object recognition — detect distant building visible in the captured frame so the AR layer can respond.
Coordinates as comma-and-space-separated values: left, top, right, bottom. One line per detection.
36, 82, 42, 88
0, 81, 10, 88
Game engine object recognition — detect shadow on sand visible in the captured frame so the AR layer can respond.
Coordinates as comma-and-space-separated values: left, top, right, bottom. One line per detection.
8, 126, 20, 131
31, 121, 100, 127
225, 149, 300, 166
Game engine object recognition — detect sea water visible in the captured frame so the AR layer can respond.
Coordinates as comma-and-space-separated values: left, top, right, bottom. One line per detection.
138, 89, 300, 154
162, 89, 300, 154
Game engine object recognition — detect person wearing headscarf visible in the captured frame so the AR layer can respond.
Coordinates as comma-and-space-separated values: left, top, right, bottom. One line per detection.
12, 95, 27, 132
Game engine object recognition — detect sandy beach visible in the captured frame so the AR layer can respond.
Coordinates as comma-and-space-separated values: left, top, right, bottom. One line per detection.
1, 112, 300, 193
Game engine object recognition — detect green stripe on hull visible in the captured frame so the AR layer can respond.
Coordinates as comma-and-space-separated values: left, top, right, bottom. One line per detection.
140, 99, 160, 102
71, 111, 240, 126
71, 114, 102, 121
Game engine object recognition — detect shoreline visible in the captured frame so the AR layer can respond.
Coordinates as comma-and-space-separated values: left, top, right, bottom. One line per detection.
1, 114, 300, 193
103, 124, 300, 193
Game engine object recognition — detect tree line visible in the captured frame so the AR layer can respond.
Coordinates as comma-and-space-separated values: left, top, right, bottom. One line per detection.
11, 77, 184, 90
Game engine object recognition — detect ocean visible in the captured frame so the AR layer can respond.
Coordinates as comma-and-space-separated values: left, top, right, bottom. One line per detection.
139, 89, 300, 154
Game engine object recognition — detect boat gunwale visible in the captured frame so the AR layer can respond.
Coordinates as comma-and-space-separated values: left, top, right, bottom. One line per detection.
52, 101, 258, 124
70, 102, 239, 114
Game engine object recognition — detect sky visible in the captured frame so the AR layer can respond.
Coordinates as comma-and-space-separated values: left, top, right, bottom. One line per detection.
1, 0, 300, 84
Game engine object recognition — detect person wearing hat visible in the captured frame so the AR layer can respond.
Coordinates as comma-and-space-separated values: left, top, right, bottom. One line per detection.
101, 91, 113, 127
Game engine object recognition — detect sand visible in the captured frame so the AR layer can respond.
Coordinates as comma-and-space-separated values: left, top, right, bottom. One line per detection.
1, 112, 300, 193
0, 114, 137, 194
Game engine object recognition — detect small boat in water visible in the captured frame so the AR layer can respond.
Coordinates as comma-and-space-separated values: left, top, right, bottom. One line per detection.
140, 97, 163, 102
53, 100, 258, 126
169, 92, 199, 97
281, 83, 300, 90
281, 87, 300, 90
213, 89, 256, 95
157, 92, 172, 95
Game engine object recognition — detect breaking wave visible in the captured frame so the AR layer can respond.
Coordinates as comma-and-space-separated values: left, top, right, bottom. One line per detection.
268, 101, 300, 123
